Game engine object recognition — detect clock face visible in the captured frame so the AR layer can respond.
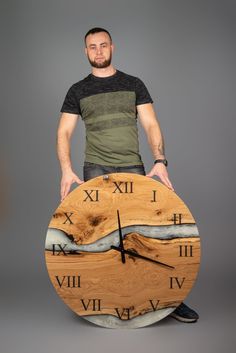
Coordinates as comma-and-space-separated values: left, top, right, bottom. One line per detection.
45, 173, 200, 328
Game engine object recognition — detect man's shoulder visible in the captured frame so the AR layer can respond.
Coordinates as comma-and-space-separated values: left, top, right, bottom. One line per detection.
117, 70, 148, 90
70, 74, 91, 90
118, 70, 140, 82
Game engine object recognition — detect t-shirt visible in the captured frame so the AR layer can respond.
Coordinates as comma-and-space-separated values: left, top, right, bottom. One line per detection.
60, 69, 153, 166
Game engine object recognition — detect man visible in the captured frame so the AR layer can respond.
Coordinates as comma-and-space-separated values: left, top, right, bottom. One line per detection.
57, 27, 199, 323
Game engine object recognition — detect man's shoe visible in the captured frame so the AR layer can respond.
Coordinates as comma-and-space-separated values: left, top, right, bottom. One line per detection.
170, 302, 199, 323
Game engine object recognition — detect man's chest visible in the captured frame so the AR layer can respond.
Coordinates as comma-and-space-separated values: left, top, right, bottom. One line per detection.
80, 91, 136, 121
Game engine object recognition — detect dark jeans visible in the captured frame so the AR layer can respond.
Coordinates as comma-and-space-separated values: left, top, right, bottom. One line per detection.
83, 161, 146, 182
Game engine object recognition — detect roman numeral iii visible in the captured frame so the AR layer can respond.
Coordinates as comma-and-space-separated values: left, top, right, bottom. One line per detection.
179, 245, 193, 257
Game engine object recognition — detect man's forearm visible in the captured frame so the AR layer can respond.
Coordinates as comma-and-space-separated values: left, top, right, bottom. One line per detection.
146, 125, 166, 160
57, 133, 73, 173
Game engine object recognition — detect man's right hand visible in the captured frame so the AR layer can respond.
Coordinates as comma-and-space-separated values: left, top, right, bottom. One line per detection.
60, 171, 84, 202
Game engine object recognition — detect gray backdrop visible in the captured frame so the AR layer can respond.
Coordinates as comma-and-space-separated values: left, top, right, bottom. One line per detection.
1, 0, 235, 352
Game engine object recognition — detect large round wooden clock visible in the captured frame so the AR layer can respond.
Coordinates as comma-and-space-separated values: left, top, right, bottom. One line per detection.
45, 173, 200, 328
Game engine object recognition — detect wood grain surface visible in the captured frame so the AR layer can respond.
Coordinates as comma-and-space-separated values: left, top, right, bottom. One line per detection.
45, 234, 200, 319
49, 173, 196, 245
45, 173, 200, 322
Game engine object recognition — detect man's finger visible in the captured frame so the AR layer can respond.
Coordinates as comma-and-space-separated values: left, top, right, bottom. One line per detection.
163, 175, 174, 191
146, 170, 154, 177
61, 183, 66, 201
60, 182, 70, 202
75, 177, 84, 184
167, 179, 175, 191
161, 175, 175, 191
64, 183, 71, 199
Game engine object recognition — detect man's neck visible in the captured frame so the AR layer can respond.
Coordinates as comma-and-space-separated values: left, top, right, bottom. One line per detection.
91, 66, 116, 78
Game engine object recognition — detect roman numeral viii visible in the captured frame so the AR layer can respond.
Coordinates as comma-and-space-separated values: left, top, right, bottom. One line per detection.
55, 275, 81, 288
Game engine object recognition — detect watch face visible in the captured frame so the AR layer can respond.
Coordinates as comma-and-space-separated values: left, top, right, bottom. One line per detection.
45, 173, 200, 328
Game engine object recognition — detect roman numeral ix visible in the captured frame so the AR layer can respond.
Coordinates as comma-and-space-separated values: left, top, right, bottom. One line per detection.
52, 244, 68, 256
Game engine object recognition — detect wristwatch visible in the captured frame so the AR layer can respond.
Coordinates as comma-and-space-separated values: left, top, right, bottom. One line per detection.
154, 159, 168, 167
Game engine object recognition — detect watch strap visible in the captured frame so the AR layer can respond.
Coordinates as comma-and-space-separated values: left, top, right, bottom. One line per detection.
154, 159, 168, 167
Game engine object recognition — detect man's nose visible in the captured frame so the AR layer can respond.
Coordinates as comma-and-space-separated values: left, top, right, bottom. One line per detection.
96, 46, 103, 54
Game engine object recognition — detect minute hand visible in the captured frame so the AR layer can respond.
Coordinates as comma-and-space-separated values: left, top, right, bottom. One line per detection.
111, 245, 175, 269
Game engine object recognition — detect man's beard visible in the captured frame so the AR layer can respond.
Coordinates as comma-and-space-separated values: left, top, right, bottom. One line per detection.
88, 53, 112, 68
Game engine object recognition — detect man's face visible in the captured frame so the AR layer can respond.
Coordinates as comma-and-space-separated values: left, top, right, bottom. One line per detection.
85, 32, 114, 69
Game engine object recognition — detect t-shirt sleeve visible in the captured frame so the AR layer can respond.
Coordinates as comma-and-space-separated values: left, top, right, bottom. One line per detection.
135, 77, 153, 105
60, 84, 81, 115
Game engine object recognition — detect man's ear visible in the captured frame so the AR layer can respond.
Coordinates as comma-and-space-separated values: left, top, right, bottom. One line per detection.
84, 47, 88, 56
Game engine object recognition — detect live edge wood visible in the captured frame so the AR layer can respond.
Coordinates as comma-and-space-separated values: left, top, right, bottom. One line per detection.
45, 173, 200, 321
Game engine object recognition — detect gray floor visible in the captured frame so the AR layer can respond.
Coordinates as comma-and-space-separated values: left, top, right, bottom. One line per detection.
1, 269, 234, 353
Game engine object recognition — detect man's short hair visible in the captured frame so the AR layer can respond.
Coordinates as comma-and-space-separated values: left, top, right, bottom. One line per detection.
84, 27, 112, 46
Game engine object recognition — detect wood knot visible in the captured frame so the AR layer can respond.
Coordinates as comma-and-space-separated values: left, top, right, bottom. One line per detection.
88, 215, 106, 227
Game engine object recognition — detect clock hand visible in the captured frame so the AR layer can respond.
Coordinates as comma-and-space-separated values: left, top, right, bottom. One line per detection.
117, 210, 126, 264
111, 245, 175, 269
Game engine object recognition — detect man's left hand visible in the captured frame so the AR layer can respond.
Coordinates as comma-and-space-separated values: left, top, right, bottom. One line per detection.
146, 164, 175, 191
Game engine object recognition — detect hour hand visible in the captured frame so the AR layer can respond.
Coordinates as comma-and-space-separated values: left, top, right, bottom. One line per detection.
111, 245, 175, 269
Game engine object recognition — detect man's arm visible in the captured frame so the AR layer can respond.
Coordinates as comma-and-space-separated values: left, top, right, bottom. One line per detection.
57, 112, 84, 201
137, 103, 174, 191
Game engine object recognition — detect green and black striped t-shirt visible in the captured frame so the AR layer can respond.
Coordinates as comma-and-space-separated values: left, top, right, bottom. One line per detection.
60, 69, 153, 166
